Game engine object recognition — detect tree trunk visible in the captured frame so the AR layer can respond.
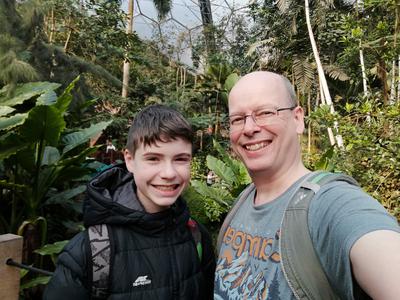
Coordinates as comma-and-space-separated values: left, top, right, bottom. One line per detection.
304, 0, 343, 148
359, 44, 368, 96
390, 60, 396, 104
64, 17, 72, 52
49, 8, 55, 43
121, 0, 134, 98
398, 55, 400, 102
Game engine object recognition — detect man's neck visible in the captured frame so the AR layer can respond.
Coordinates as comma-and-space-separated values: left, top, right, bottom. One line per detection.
251, 164, 310, 205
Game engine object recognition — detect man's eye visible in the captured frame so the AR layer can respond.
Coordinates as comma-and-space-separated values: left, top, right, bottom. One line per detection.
257, 110, 275, 118
230, 117, 244, 125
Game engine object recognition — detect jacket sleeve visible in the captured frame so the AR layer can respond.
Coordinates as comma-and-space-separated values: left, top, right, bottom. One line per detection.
199, 223, 216, 300
43, 232, 90, 300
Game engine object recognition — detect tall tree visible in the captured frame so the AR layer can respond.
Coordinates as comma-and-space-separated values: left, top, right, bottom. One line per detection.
121, 0, 172, 98
121, 0, 134, 98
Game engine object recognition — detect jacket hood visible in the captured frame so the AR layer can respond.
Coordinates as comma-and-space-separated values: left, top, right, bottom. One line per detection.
83, 163, 189, 232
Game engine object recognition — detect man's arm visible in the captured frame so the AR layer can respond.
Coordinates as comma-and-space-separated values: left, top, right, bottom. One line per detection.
350, 230, 400, 300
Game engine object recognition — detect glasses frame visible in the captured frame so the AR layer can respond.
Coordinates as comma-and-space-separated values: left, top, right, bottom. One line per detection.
228, 106, 297, 132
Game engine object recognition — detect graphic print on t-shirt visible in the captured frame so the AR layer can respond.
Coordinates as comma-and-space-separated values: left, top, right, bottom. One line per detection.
214, 225, 290, 300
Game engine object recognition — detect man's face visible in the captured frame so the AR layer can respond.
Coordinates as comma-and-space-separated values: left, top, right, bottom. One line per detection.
228, 73, 304, 178
124, 138, 192, 213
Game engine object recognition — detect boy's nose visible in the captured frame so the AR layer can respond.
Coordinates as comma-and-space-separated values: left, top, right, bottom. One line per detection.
160, 163, 177, 178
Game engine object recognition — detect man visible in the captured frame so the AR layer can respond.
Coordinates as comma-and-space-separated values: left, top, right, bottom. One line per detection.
214, 71, 400, 299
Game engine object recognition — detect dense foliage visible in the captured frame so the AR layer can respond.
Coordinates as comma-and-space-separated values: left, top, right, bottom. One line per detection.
0, 0, 399, 297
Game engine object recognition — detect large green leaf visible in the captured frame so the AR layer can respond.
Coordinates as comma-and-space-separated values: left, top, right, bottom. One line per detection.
46, 185, 86, 205
36, 166, 63, 203
54, 76, 80, 114
34, 240, 69, 256
206, 155, 235, 186
0, 82, 60, 107
20, 276, 51, 289
15, 145, 36, 172
212, 140, 239, 175
191, 180, 232, 207
55, 166, 92, 186
0, 106, 15, 116
61, 121, 112, 154
60, 146, 99, 165
224, 73, 240, 92
36, 90, 58, 106
0, 113, 28, 131
211, 140, 251, 186
0, 133, 30, 160
20, 105, 65, 146
41, 146, 60, 166
0, 180, 27, 190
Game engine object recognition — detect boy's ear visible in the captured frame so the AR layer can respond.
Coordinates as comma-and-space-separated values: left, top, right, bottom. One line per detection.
124, 149, 135, 173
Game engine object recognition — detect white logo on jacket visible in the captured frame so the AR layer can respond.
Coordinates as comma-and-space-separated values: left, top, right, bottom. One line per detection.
133, 275, 152, 287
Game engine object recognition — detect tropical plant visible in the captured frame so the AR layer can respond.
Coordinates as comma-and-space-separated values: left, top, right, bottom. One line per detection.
185, 140, 251, 223
0, 78, 111, 271
307, 96, 400, 221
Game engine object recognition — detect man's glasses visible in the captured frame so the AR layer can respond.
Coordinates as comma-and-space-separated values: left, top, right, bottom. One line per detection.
229, 106, 296, 132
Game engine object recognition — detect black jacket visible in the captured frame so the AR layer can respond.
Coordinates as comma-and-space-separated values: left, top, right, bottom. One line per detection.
44, 164, 215, 300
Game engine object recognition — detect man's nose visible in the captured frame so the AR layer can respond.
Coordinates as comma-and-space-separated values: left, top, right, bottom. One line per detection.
242, 114, 261, 134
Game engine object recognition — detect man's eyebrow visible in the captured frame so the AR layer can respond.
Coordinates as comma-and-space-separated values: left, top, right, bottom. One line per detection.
229, 106, 276, 116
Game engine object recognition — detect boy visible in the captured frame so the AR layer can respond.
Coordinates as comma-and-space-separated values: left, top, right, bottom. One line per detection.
44, 105, 216, 299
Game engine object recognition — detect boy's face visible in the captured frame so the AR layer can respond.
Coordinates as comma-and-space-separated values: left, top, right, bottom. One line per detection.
124, 137, 192, 213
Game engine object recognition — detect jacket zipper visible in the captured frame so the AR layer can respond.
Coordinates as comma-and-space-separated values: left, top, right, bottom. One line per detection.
169, 218, 179, 299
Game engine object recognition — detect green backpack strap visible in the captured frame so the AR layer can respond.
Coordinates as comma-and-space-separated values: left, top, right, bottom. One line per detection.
187, 218, 203, 261
280, 171, 359, 300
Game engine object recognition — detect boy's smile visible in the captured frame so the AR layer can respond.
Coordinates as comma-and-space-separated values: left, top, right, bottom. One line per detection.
124, 138, 192, 213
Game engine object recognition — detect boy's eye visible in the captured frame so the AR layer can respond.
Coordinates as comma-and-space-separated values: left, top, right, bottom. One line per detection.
176, 156, 191, 163
145, 157, 159, 161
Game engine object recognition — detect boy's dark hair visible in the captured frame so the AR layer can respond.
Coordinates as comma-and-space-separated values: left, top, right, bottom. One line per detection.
126, 104, 193, 154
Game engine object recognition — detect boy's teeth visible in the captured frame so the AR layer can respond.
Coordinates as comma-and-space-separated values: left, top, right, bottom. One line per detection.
245, 142, 268, 151
155, 185, 177, 191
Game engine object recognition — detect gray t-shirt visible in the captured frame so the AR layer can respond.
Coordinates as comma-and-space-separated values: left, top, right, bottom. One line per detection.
214, 177, 399, 300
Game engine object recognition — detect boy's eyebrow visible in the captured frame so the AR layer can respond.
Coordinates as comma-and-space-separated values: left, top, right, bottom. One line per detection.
142, 152, 192, 157
175, 153, 192, 158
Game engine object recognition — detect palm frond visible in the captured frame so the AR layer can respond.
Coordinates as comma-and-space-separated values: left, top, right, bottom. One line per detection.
276, 0, 291, 13
152, 0, 172, 20
292, 56, 315, 94
323, 64, 350, 81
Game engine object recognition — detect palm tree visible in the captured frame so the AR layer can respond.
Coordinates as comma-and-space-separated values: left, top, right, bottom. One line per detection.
121, 0, 173, 98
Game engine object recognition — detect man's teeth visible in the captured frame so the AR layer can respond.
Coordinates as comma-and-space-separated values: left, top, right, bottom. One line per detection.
245, 142, 269, 151
155, 185, 177, 191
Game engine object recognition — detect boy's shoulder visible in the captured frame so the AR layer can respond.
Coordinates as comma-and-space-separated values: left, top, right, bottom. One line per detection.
58, 231, 89, 272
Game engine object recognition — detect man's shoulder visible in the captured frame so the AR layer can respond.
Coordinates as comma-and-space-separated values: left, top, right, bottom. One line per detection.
313, 178, 372, 204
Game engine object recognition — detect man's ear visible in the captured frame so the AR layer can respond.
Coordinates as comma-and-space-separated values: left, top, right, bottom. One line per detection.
124, 149, 135, 173
293, 106, 305, 134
